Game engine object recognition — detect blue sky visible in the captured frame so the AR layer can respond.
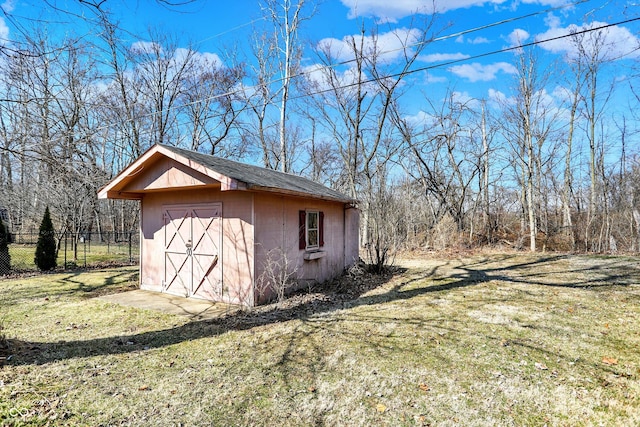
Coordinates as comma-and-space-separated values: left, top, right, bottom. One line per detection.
3, 0, 640, 150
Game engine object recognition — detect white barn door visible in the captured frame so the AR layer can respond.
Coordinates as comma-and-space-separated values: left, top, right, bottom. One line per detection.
163, 204, 222, 300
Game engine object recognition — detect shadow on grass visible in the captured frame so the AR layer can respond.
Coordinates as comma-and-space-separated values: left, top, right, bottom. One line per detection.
4, 253, 637, 366
57, 269, 139, 299
0, 268, 139, 305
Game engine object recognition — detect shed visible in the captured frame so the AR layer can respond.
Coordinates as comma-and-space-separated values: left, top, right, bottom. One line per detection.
98, 144, 359, 306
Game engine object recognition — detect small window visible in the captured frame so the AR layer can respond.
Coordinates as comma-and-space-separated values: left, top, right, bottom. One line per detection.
299, 210, 324, 250
307, 211, 319, 249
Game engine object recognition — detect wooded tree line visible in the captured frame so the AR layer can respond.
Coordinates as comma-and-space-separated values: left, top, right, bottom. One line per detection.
0, 1, 639, 261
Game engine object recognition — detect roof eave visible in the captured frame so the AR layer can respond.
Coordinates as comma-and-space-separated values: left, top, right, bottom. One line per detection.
247, 184, 356, 204
98, 190, 143, 200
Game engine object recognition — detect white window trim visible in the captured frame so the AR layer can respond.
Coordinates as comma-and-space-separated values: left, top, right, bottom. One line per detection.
306, 210, 320, 250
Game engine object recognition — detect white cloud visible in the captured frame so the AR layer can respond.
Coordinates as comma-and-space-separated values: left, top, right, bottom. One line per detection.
521, 0, 576, 6
420, 52, 470, 63
130, 41, 162, 55
551, 84, 571, 102
130, 45, 225, 87
451, 91, 481, 108
534, 87, 558, 109
449, 62, 517, 82
317, 28, 423, 64
488, 86, 564, 117
488, 88, 513, 105
404, 110, 434, 127
1, 0, 15, 13
470, 36, 490, 45
0, 1, 13, 42
0, 18, 8, 41
456, 35, 490, 44
423, 72, 447, 83
175, 48, 223, 69
302, 62, 368, 94
301, 63, 328, 89
340, 0, 507, 22
544, 13, 561, 29
536, 21, 640, 60
130, 44, 223, 68
339, 0, 433, 22
507, 29, 529, 47
91, 79, 111, 96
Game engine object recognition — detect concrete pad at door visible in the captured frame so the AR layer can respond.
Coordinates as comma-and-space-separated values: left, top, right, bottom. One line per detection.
98, 290, 239, 320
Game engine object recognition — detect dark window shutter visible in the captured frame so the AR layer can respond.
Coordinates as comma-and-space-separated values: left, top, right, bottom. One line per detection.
319, 211, 324, 247
299, 210, 306, 250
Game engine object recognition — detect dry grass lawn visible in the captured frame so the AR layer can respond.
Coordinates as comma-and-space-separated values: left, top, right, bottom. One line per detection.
1, 252, 639, 426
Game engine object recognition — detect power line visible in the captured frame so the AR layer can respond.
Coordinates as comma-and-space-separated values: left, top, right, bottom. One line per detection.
287, 0, 592, 82
70, 1, 608, 138
0, 0, 595, 125
2, 2, 637, 152
401, 16, 640, 81
85, 13, 640, 146
194, 17, 268, 47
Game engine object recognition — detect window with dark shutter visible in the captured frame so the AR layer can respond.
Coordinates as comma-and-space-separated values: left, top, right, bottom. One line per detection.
299, 210, 324, 250
307, 211, 319, 249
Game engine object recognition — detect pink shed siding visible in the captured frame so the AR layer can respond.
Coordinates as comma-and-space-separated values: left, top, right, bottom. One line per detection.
140, 189, 255, 306
252, 193, 357, 304
140, 190, 357, 305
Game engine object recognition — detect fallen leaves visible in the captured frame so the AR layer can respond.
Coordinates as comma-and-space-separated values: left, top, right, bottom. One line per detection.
535, 362, 549, 371
375, 403, 387, 413
602, 357, 618, 366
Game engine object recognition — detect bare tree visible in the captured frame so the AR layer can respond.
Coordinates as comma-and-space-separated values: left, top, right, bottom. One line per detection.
307, 18, 436, 264
261, 0, 315, 172
243, 29, 280, 169
501, 48, 560, 251
558, 38, 588, 250
130, 30, 196, 147
97, 15, 145, 159
179, 51, 246, 156
572, 27, 615, 252
395, 90, 485, 245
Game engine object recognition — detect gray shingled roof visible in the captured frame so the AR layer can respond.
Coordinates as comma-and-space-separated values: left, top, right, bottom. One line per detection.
160, 144, 354, 203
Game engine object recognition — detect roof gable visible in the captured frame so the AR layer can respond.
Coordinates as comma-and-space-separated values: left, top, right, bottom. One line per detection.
121, 157, 218, 193
98, 144, 354, 203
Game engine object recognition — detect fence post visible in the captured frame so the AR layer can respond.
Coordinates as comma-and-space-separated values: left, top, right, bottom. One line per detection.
64, 232, 67, 268
129, 232, 132, 263
83, 237, 87, 268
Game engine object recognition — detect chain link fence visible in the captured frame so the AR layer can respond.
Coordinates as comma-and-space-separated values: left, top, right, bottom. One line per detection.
2, 231, 139, 274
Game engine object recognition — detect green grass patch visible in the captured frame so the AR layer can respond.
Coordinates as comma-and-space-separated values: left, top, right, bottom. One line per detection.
0, 254, 639, 426
8, 243, 138, 270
